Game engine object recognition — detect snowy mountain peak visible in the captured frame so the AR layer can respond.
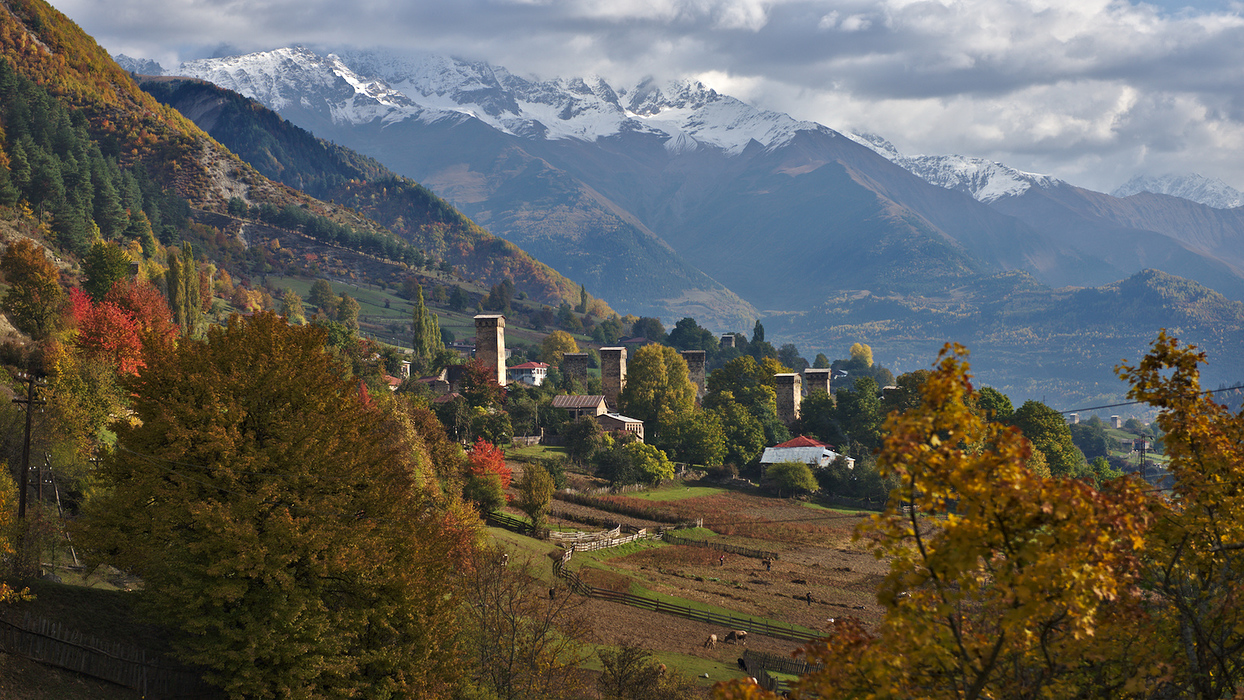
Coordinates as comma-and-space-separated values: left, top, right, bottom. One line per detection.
848, 132, 1059, 203
114, 54, 165, 76
621, 77, 718, 116
1112, 173, 1244, 210
160, 47, 831, 155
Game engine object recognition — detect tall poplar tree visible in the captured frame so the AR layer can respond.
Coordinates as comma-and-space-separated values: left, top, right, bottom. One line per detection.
181, 242, 200, 335
166, 247, 184, 329
411, 284, 444, 372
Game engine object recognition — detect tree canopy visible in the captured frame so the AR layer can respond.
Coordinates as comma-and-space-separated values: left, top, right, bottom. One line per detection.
75, 313, 469, 698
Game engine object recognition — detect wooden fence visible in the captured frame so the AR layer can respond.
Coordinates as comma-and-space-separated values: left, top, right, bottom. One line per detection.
0, 613, 211, 698
485, 511, 549, 539
552, 557, 819, 644
660, 532, 779, 561
548, 525, 622, 545
742, 649, 821, 694
553, 492, 685, 524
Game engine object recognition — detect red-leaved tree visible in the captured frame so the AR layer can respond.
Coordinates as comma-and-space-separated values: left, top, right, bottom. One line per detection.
467, 437, 511, 489
70, 280, 176, 375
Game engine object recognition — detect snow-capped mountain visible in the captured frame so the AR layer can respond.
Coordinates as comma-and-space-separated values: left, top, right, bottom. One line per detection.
114, 53, 164, 76
1112, 173, 1244, 210
141, 46, 1244, 316
847, 132, 1060, 203
172, 47, 827, 157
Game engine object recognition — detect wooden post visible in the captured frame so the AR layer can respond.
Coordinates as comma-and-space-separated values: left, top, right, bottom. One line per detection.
13, 373, 46, 519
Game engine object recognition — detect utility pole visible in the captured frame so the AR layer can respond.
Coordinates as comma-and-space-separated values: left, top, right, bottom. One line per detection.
13, 373, 46, 519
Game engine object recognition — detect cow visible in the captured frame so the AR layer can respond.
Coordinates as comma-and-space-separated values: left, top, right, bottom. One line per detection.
725, 630, 748, 645
704, 634, 718, 649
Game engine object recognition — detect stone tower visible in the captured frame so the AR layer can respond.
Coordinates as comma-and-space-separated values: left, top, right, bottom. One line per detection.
601, 347, 627, 409
562, 352, 589, 389
720, 334, 736, 349
474, 314, 506, 386
775, 373, 802, 425
803, 368, 832, 396
681, 350, 706, 401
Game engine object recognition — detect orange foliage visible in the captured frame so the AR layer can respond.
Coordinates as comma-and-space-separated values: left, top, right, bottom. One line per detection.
70, 280, 176, 374
467, 438, 511, 489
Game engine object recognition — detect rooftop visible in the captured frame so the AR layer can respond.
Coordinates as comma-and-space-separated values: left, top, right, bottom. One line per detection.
552, 394, 607, 409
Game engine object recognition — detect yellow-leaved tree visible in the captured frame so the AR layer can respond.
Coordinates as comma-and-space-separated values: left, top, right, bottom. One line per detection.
75, 312, 475, 699
717, 343, 1154, 700
1118, 331, 1244, 698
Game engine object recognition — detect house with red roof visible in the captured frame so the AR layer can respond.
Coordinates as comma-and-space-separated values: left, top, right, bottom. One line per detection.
760, 436, 854, 470
507, 361, 550, 387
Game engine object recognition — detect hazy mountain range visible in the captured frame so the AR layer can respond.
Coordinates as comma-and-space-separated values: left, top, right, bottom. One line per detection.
112, 47, 1244, 405
120, 48, 1244, 321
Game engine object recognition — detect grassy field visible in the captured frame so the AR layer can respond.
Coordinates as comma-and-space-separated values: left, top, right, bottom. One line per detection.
627, 486, 730, 502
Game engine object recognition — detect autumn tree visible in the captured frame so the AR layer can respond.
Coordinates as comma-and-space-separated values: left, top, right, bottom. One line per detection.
279, 288, 305, 325
1, 239, 63, 339
0, 469, 31, 604
1118, 331, 1244, 698
467, 437, 512, 489
75, 313, 468, 699
540, 330, 578, 365
718, 344, 1153, 700
458, 548, 590, 700
618, 344, 695, 439
460, 359, 506, 410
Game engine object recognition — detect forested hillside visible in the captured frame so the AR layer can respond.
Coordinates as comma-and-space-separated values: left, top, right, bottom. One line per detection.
138, 77, 605, 311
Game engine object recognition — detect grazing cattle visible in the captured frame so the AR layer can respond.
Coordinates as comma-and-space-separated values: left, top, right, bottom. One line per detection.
737, 658, 747, 671
704, 634, 718, 649
725, 630, 748, 645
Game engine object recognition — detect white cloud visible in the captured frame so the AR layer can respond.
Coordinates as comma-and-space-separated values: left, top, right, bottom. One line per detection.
53, 0, 1244, 191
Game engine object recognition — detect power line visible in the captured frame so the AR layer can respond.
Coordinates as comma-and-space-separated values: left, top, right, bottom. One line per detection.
1056, 383, 1244, 415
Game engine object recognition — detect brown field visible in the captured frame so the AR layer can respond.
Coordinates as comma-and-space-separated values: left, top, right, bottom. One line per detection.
519, 485, 892, 680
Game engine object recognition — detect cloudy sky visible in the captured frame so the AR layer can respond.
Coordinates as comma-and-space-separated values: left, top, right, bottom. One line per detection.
54, 0, 1244, 193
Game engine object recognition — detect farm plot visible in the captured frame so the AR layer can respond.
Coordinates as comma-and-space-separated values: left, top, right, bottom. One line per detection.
557, 489, 889, 647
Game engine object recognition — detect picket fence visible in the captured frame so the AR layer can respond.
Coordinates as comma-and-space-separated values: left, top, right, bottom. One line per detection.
0, 613, 211, 698
548, 525, 622, 545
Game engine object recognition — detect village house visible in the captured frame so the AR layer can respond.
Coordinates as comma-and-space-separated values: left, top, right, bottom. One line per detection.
597, 412, 645, 442
759, 435, 854, 470
507, 361, 550, 386
551, 394, 609, 421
